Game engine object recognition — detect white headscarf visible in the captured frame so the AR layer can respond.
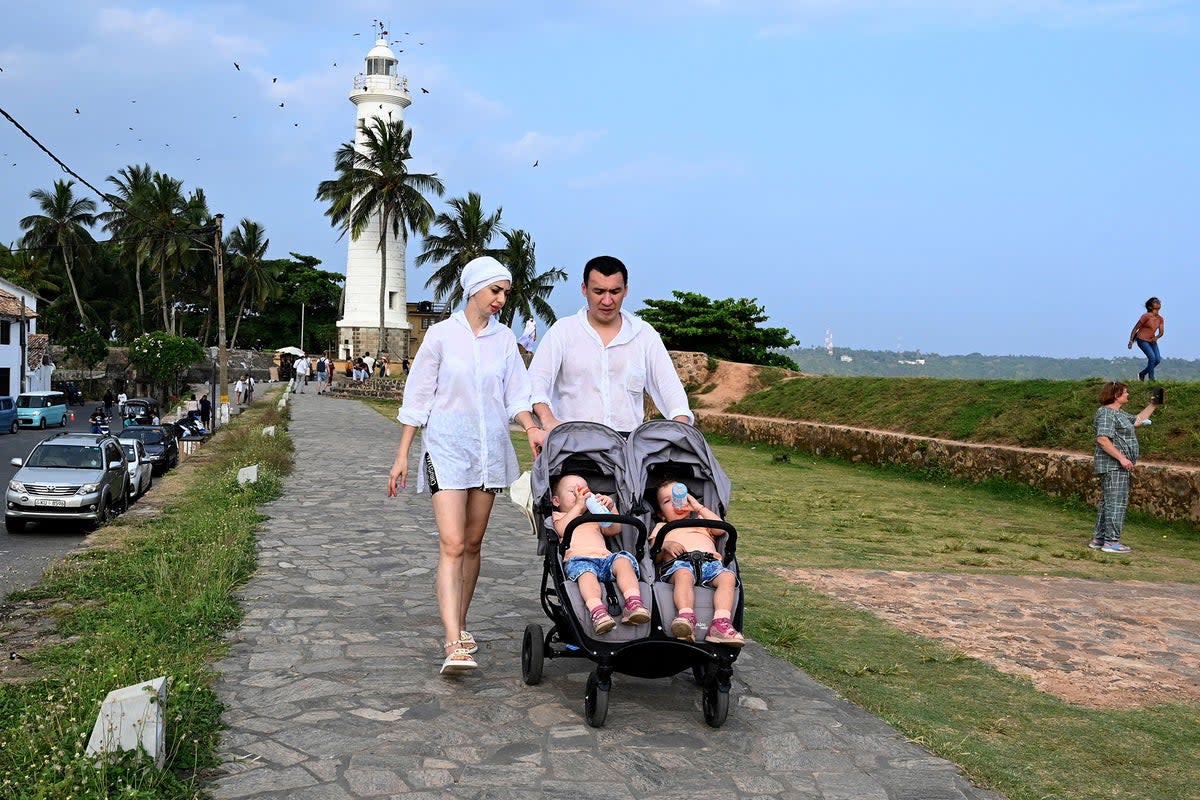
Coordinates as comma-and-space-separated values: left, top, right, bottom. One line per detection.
460, 256, 512, 300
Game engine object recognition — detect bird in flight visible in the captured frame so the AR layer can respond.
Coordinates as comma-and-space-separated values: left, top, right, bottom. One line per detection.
278, 102, 285, 107
420, 87, 429, 94
74, 108, 80, 114
272, 77, 277, 83
234, 62, 240, 71
533, 160, 538, 167
332, 62, 337, 67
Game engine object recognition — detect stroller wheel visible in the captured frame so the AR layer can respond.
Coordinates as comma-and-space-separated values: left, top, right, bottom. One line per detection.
522, 623, 545, 685
702, 682, 729, 728
584, 670, 609, 727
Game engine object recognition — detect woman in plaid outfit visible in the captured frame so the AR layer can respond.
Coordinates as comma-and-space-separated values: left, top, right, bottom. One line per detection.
1091, 381, 1159, 553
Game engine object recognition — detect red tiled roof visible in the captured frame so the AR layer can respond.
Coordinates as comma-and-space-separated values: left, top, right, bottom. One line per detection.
27, 333, 50, 370
0, 289, 38, 320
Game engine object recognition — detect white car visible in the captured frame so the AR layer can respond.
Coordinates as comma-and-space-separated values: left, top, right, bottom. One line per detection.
121, 439, 153, 500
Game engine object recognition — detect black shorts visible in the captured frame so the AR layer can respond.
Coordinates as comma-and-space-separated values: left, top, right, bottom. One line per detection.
424, 454, 503, 495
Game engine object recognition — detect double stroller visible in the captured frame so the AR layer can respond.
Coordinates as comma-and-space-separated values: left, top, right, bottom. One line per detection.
523, 419, 743, 727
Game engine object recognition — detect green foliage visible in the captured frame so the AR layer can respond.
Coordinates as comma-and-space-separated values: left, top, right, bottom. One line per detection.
636, 291, 800, 369
232, 253, 343, 353
59, 328, 109, 368
731, 375, 1200, 464
128, 331, 204, 396
787, 345, 1200, 381
0, 402, 291, 799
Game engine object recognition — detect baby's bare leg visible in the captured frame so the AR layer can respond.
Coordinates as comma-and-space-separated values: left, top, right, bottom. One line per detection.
711, 570, 737, 617
671, 568, 696, 614
612, 557, 641, 601
575, 571, 602, 609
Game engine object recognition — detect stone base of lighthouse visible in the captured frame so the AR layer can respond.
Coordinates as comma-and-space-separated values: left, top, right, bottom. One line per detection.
337, 324, 411, 362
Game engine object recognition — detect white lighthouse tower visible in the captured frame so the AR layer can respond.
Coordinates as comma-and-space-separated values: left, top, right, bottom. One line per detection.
336, 34, 413, 360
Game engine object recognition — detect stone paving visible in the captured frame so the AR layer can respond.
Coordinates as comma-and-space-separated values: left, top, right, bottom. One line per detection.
207, 390, 1006, 799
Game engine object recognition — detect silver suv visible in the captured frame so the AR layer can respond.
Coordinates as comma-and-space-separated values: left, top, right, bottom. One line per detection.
6, 432, 130, 533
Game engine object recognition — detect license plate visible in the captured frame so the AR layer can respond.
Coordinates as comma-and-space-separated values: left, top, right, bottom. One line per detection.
34, 499, 67, 507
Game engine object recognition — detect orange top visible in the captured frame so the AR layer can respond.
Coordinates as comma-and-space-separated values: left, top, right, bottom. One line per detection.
1133, 312, 1163, 342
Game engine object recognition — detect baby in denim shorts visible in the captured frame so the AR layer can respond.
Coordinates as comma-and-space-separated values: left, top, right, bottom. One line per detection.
552, 474, 650, 634
650, 480, 744, 647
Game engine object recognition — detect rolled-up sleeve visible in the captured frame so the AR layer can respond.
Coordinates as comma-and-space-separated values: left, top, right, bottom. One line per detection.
645, 329, 693, 424
527, 323, 564, 410
503, 341, 532, 421
397, 334, 441, 427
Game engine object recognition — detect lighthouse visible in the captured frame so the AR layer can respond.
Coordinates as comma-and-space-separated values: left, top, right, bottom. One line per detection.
336, 35, 413, 361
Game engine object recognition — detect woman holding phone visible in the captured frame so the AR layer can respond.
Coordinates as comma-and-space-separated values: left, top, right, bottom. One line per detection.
1091, 381, 1159, 553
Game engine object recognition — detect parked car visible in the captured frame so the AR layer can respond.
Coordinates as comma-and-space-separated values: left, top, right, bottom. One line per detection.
6, 432, 130, 532
16, 391, 69, 429
121, 397, 161, 426
121, 438, 154, 499
117, 425, 179, 476
0, 396, 17, 434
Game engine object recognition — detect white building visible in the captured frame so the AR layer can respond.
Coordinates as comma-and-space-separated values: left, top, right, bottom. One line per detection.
0, 277, 51, 395
336, 36, 414, 361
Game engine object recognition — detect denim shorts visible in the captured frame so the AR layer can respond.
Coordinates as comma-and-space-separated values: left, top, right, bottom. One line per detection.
565, 551, 639, 583
660, 558, 734, 586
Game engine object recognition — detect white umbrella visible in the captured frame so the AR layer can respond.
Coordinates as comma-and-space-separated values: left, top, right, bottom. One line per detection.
275, 346, 306, 357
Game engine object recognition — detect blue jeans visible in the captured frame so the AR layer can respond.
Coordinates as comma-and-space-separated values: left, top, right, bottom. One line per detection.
565, 552, 639, 583
1136, 339, 1161, 381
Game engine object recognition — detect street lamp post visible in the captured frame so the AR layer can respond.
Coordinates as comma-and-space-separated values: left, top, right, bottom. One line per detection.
214, 214, 228, 425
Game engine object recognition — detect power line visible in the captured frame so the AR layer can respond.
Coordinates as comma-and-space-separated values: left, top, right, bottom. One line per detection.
0, 105, 218, 251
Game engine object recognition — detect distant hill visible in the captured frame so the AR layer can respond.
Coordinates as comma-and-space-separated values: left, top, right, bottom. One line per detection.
783, 346, 1200, 381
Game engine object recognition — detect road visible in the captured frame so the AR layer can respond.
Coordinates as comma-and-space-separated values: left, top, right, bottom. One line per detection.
0, 403, 116, 598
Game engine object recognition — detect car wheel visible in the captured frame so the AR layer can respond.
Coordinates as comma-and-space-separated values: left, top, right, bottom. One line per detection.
93, 494, 110, 529
115, 484, 129, 515
39, 418, 46, 430
5, 516, 25, 534
59, 415, 66, 428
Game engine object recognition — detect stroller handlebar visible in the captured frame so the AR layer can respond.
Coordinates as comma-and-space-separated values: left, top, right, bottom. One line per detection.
559, 513, 649, 562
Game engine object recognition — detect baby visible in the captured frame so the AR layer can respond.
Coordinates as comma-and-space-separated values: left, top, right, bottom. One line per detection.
649, 480, 744, 647
551, 474, 651, 634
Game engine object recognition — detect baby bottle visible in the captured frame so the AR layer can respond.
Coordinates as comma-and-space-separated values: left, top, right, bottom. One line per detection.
671, 482, 688, 509
580, 486, 613, 528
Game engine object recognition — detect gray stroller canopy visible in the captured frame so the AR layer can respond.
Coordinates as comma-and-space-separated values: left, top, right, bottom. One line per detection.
626, 420, 732, 517
532, 421, 638, 515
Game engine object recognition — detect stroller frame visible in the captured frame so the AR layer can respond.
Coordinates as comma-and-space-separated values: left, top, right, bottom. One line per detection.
522, 420, 742, 727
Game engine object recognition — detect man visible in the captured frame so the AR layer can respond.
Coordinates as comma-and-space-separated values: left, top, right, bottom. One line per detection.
362, 351, 376, 377
529, 255, 692, 437
292, 356, 308, 393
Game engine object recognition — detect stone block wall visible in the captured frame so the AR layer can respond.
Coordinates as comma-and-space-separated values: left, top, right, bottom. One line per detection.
698, 411, 1200, 523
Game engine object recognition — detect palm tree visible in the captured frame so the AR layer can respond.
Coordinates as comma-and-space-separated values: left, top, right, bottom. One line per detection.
225, 219, 279, 349
131, 172, 203, 330
496, 229, 567, 328
415, 192, 505, 308
18, 180, 97, 325
315, 117, 444, 353
0, 242, 61, 298
100, 163, 154, 327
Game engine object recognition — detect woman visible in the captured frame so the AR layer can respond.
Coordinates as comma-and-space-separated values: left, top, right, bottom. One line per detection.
387, 257, 544, 675
1127, 297, 1164, 382
1091, 381, 1158, 553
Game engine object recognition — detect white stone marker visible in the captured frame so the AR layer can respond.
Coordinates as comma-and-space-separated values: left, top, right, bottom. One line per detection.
237, 464, 259, 485
86, 676, 168, 768
262, 425, 276, 437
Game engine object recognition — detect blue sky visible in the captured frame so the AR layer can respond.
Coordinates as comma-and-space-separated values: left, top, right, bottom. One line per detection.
1, 1, 1196, 359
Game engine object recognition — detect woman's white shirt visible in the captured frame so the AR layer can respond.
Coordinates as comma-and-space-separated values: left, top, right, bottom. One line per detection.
398, 311, 531, 492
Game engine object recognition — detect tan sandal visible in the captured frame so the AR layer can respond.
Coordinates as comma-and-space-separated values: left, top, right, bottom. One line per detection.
440, 641, 477, 675
458, 630, 478, 655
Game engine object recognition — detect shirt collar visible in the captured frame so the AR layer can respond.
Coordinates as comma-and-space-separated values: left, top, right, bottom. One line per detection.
452, 310, 501, 336
574, 307, 643, 345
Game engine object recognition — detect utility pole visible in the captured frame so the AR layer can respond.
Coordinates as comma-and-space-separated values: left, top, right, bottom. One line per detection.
214, 214, 228, 426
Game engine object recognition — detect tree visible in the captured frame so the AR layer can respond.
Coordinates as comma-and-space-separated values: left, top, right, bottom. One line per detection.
232, 253, 343, 353
495, 229, 567, 328
18, 179, 97, 326
60, 328, 109, 369
0, 242, 61, 298
636, 291, 801, 369
315, 118, 444, 353
99, 163, 154, 328
128, 331, 204, 402
128, 172, 198, 331
415, 192, 505, 309
225, 219, 279, 349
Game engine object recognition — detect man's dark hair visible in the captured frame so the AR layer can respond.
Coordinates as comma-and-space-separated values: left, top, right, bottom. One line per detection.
582, 255, 628, 286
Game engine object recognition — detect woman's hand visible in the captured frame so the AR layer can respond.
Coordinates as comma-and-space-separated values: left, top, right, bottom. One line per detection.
1119, 457, 1134, 472
387, 455, 408, 496
1127, 340, 1134, 349
526, 426, 545, 458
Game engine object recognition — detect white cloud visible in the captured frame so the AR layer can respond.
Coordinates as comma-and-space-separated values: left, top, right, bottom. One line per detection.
502, 130, 605, 164
95, 7, 264, 58
567, 154, 744, 188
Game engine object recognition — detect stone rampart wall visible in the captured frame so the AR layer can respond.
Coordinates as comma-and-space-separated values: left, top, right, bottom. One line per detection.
698, 411, 1200, 523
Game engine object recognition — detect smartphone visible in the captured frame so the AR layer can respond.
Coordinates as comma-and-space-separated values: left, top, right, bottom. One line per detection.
1152, 387, 1164, 405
